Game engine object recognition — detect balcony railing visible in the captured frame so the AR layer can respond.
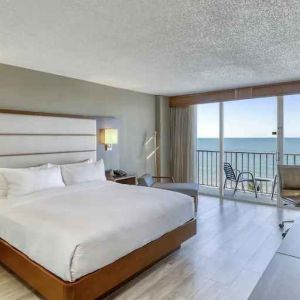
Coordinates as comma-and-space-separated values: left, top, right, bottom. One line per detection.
197, 150, 300, 194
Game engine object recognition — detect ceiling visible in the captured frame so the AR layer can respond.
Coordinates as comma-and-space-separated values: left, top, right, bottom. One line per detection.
1, 1, 300, 96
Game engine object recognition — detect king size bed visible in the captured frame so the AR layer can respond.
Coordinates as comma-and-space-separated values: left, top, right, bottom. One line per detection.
0, 109, 196, 300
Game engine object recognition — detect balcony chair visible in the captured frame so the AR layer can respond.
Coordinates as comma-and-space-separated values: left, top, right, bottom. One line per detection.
278, 165, 300, 237
223, 162, 257, 198
137, 174, 199, 214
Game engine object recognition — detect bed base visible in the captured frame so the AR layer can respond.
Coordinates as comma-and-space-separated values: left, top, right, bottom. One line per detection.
0, 219, 196, 300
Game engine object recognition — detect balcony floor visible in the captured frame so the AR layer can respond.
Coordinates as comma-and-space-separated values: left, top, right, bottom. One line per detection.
199, 185, 277, 206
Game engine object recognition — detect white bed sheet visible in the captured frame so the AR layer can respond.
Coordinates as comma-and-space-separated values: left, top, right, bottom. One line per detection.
0, 181, 194, 282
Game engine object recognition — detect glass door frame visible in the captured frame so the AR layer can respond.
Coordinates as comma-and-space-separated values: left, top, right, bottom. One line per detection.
217, 96, 284, 205
218, 102, 224, 199
277, 96, 284, 207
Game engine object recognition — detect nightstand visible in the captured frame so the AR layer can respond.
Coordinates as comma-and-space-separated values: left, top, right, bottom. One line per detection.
108, 175, 137, 185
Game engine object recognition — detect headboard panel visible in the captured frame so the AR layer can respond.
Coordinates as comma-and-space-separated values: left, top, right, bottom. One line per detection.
0, 111, 96, 168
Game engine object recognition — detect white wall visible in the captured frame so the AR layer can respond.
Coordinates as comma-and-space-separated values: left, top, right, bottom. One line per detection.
0, 63, 156, 175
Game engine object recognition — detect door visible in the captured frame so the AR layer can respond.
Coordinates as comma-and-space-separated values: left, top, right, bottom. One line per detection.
278, 94, 300, 206
223, 97, 277, 203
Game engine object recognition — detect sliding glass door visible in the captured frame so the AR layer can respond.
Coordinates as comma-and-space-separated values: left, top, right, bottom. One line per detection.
283, 94, 300, 165
223, 97, 277, 204
197, 96, 288, 205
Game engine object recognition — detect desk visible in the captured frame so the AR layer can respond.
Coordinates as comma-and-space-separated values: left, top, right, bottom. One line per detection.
249, 223, 300, 300
249, 253, 300, 300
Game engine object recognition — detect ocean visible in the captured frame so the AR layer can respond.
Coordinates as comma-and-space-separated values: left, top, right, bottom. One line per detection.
197, 138, 300, 192
197, 137, 300, 153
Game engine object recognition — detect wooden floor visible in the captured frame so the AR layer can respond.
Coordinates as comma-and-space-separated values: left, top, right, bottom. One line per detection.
1, 195, 300, 300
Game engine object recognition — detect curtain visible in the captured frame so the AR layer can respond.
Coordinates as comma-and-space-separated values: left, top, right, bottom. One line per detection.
170, 105, 197, 183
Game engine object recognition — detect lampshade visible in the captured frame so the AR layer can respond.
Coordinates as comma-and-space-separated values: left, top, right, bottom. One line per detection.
98, 128, 118, 150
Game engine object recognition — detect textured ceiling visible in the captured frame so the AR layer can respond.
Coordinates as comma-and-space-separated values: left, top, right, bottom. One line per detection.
1, 0, 300, 96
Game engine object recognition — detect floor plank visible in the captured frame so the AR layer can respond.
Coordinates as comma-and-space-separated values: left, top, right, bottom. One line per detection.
0, 195, 299, 300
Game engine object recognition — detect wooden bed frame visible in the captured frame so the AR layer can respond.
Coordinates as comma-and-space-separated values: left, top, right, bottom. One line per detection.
0, 109, 197, 299
0, 219, 196, 300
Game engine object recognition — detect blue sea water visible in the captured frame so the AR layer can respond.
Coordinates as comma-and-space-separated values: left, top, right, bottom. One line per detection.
197, 138, 300, 190
197, 138, 300, 153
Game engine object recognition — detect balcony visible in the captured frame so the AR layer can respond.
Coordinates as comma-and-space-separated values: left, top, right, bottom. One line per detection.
197, 150, 300, 205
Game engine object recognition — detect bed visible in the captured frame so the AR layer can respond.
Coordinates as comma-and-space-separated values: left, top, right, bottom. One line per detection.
0, 109, 196, 300
0, 181, 195, 299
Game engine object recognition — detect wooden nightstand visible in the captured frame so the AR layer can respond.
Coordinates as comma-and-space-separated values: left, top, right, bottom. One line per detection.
108, 175, 137, 185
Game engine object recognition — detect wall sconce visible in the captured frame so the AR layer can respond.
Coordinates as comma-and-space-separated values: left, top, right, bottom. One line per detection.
98, 128, 118, 151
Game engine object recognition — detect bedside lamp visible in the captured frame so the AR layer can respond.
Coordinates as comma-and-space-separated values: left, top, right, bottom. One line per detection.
98, 128, 118, 151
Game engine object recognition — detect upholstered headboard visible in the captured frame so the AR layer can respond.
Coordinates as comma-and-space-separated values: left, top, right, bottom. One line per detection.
0, 110, 96, 168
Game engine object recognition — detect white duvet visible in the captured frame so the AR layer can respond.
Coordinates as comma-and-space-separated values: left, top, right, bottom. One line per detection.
0, 181, 194, 282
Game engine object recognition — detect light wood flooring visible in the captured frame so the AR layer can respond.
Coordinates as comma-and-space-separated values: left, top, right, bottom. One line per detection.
1, 195, 300, 300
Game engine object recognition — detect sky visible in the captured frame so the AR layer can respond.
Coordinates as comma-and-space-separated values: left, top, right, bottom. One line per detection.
197, 95, 300, 138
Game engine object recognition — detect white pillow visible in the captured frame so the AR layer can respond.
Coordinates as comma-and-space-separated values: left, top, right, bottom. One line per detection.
61, 159, 106, 185
2, 166, 65, 198
48, 159, 93, 168
0, 163, 50, 198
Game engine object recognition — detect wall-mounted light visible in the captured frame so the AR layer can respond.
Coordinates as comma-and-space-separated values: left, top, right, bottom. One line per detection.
98, 128, 118, 151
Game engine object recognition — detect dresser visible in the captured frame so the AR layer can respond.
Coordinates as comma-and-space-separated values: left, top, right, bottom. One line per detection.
249, 223, 300, 300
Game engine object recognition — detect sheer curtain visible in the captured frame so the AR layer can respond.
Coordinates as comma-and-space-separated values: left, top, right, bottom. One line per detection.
170, 105, 197, 183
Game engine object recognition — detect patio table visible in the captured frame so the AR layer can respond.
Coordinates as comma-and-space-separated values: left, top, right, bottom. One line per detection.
254, 175, 277, 200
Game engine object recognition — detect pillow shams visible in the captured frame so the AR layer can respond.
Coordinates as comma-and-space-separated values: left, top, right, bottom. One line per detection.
2, 166, 65, 198
48, 159, 93, 168
61, 159, 106, 185
0, 163, 50, 198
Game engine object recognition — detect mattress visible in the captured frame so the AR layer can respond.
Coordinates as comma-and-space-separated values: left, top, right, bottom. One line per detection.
0, 181, 194, 282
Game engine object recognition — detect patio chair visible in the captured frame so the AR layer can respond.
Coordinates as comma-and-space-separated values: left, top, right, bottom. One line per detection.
277, 165, 300, 237
223, 162, 257, 198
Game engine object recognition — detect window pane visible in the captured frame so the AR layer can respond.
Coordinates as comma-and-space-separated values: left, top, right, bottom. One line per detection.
224, 98, 277, 198
197, 103, 219, 187
284, 94, 300, 165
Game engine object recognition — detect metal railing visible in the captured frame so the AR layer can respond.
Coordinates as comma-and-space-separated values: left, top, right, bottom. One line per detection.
197, 150, 300, 194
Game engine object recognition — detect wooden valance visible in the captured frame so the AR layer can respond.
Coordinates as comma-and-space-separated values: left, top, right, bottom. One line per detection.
169, 80, 300, 107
